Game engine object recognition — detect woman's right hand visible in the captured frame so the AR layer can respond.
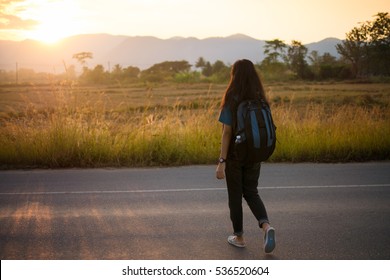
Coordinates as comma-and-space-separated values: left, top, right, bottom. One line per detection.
216, 163, 226, 180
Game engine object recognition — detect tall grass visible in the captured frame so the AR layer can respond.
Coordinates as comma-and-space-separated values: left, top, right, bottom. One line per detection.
272, 104, 390, 162
0, 85, 222, 168
0, 83, 389, 168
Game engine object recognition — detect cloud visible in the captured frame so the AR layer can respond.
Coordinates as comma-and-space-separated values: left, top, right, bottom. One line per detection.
0, 0, 39, 30
0, 13, 38, 29
0, 0, 26, 10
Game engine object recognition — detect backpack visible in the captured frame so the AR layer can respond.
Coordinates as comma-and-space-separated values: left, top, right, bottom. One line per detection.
233, 99, 276, 163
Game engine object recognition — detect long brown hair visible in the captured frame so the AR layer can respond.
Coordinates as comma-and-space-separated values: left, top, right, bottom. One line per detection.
221, 59, 268, 110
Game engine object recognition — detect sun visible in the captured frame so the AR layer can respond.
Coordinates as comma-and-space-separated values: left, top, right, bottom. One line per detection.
28, 22, 73, 44
22, 0, 81, 44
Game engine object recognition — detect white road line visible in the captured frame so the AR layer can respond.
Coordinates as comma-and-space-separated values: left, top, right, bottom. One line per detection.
0, 184, 389, 195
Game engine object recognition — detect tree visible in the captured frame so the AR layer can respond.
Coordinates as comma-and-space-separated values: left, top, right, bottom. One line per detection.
263, 39, 287, 64
142, 60, 191, 82
367, 12, 390, 43
143, 60, 191, 75
336, 12, 390, 77
308, 51, 350, 80
202, 62, 213, 77
261, 39, 289, 81
195, 57, 206, 69
211, 60, 230, 82
336, 26, 368, 77
212, 60, 227, 73
79, 64, 109, 84
72, 52, 93, 67
111, 64, 123, 80
308, 50, 321, 76
367, 12, 390, 75
287, 40, 310, 79
123, 66, 140, 79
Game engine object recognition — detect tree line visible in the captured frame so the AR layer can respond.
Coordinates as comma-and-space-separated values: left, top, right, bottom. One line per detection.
1, 12, 388, 85
72, 55, 230, 84
259, 12, 389, 81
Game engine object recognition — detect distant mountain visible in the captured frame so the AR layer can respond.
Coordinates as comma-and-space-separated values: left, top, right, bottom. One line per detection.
0, 34, 342, 73
104, 34, 266, 70
306, 37, 342, 57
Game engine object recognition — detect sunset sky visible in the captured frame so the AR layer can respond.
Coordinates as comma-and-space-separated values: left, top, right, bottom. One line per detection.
0, 0, 388, 44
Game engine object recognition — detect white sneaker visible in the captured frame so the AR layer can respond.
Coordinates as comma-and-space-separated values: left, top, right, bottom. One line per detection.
228, 235, 246, 248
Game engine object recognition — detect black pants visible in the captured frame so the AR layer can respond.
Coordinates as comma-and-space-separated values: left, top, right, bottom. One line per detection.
225, 160, 269, 236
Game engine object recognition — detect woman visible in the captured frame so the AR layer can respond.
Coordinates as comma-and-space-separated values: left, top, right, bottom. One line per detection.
216, 59, 275, 253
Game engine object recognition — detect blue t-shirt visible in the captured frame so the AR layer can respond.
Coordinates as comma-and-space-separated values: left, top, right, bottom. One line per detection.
218, 105, 233, 126
218, 105, 237, 159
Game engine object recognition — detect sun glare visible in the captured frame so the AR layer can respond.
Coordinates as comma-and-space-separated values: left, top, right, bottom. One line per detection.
28, 23, 72, 44
22, 0, 81, 44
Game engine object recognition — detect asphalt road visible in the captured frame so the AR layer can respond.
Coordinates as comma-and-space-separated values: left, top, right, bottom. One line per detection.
0, 162, 389, 260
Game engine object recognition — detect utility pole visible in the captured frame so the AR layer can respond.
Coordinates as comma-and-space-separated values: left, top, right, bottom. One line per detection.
15, 62, 18, 84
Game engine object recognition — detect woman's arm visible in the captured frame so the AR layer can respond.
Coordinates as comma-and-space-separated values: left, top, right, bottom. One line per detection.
216, 124, 232, 179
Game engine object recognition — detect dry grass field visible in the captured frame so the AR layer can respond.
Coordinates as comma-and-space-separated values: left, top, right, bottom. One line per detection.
0, 82, 389, 168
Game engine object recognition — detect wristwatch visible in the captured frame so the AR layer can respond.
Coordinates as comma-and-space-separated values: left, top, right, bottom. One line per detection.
218, 157, 226, 163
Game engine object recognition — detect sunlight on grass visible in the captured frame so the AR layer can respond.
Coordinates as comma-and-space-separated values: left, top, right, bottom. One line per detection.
0, 82, 389, 168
